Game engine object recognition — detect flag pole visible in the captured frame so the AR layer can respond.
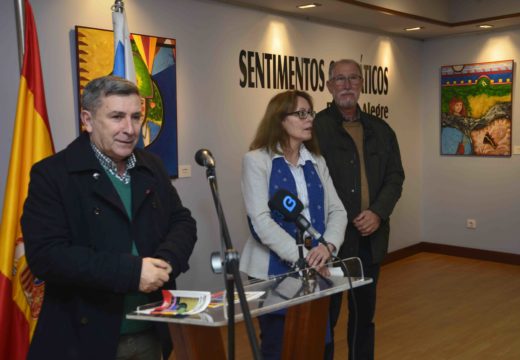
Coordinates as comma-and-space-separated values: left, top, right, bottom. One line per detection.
14, 0, 25, 72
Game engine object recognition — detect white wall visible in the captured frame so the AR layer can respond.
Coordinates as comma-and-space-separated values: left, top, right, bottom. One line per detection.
422, 30, 520, 254
0, 0, 22, 215
0, 0, 433, 292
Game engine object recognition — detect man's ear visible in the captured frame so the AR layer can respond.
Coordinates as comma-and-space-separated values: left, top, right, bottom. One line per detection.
326, 80, 334, 94
80, 110, 93, 133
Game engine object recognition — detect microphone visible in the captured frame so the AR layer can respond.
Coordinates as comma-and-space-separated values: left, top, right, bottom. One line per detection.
268, 189, 326, 246
194, 149, 215, 168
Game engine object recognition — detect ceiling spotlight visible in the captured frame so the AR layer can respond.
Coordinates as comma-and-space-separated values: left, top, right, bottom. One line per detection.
404, 26, 424, 31
478, 24, 494, 29
298, 3, 321, 9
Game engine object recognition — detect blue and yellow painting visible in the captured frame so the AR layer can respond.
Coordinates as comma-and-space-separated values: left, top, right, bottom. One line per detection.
76, 26, 178, 176
440, 60, 513, 157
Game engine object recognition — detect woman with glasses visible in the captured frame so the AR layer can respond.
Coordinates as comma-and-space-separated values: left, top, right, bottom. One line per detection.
239, 90, 347, 359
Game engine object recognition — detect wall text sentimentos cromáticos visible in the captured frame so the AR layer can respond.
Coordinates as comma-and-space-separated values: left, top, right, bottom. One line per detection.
239, 50, 391, 119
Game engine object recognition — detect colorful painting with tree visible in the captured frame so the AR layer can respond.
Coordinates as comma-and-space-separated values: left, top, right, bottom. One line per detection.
440, 60, 513, 156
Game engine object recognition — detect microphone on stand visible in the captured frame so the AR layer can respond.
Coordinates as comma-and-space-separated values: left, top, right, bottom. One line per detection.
193, 148, 262, 359
195, 149, 216, 178
268, 189, 327, 247
195, 148, 215, 168
268, 189, 334, 288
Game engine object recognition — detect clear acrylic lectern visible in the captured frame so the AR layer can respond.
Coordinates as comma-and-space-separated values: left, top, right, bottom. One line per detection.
127, 257, 371, 359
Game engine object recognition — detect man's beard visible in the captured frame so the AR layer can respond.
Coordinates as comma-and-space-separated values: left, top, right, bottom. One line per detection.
335, 96, 357, 109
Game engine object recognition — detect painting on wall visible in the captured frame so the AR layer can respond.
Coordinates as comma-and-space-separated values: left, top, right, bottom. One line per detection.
440, 60, 513, 157
75, 26, 178, 177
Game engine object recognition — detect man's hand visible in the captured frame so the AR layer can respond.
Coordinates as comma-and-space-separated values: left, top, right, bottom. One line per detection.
139, 258, 172, 293
353, 210, 381, 237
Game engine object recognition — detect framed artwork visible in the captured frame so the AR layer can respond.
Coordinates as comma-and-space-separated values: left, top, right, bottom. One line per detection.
75, 26, 179, 177
440, 60, 513, 157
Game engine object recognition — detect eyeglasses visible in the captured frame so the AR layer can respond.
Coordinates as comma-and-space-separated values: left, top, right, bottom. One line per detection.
286, 110, 316, 120
329, 74, 363, 86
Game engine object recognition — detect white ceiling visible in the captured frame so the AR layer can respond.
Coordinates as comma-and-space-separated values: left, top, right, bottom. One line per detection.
212, 0, 520, 40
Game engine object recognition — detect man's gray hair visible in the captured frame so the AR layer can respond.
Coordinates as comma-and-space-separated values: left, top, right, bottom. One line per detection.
81, 75, 140, 113
328, 59, 363, 79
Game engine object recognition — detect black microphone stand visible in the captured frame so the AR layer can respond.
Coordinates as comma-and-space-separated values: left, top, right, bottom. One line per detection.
295, 228, 314, 292
202, 165, 262, 360
294, 228, 308, 271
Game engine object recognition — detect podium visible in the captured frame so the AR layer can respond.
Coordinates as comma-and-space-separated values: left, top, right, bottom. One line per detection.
127, 258, 371, 359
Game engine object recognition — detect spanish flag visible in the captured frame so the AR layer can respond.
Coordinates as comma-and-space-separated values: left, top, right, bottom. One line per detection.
0, 1, 54, 359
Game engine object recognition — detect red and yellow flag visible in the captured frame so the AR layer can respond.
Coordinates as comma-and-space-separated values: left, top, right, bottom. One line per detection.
0, 1, 54, 358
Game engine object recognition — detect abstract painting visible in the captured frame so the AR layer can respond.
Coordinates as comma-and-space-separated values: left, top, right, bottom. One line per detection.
75, 26, 178, 176
440, 60, 513, 156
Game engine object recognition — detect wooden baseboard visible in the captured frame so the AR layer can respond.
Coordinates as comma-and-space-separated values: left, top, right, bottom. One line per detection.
382, 242, 520, 266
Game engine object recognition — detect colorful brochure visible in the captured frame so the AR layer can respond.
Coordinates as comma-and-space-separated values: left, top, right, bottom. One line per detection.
136, 290, 211, 316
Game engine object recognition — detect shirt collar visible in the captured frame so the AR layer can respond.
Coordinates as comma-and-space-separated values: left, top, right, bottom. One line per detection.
90, 142, 136, 184
342, 106, 361, 123
331, 102, 361, 123
273, 143, 317, 167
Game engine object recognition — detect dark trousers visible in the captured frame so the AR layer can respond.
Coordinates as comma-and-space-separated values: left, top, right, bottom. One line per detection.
258, 313, 286, 360
324, 244, 381, 360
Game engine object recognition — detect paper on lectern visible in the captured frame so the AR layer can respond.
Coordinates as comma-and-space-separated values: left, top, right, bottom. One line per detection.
136, 290, 211, 316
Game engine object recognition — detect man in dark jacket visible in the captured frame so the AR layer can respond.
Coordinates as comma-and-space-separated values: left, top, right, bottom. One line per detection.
21, 76, 197, 360
314, 59, 404, 360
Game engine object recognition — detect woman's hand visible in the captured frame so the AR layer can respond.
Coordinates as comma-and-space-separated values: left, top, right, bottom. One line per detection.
306, 243, 331, 269
316, 266, 331, 277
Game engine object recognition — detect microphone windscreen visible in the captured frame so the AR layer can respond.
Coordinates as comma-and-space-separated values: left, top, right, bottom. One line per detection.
268, 189, 303, 221
195, 149, 215, 167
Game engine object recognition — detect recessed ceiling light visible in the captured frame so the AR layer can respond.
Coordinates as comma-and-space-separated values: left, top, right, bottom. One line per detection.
404, 26, 424, 31
297, 3, 321, 9
478, 24, 494, 29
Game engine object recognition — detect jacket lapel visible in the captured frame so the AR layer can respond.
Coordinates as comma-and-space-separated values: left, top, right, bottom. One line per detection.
92, 175, 128, 215
64, 132, 129, 217
130, 169, 156, 219
130, 152, 157, 219
65, 133, 160, 218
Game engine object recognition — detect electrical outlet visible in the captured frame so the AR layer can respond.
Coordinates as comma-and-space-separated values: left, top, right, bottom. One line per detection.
466, 219, 477, 229
178, 165, 191, 178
